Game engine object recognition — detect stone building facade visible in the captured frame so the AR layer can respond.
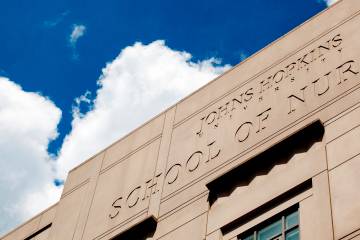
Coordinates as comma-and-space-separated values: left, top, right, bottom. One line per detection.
2, 0, 360, 239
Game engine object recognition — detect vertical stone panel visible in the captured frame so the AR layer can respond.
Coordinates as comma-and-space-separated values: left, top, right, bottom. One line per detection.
299, 171, 333, 240
82, 139, 161, 239
148, 107, 177, 218
156, 214, 207, 240
49, 183, 89, 240
330, 154, 360, 239
327, 124, 360, 169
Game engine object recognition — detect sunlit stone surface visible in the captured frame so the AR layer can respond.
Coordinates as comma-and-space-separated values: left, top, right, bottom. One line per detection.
2, 0, 360, 239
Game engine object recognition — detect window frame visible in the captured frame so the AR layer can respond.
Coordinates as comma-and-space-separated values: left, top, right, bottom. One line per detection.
238, 205, 300, 240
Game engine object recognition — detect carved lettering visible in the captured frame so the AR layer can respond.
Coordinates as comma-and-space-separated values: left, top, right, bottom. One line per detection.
336, 60, 359, 84
235, 121, 253, 143
206, 140, 221, 162
312, 71, 331, 96
196, 116, 205, 137
110, 34, 358, 222
142, 173, 162, 200
309, 49, 317, 63
287, 86, 308, 114
259, 76, 272, 94
127, 186, 141, 208
256, 107, 272, 133
109, 173, 163, 219
231, 95, 244, 111
141, 179, 152, 201
196, 87, 254, 136
297, 53, 311, 70
245, 87, 254, 102
186, 151, 203, 172
149, 173, 162, 195
109, 197, 123, 219
165, 163, 182, 185
256, 33, 344, 96
285, 62, 297, 78
287, 59, 359, 115
217, 102, 230, 120
317, 39, 332, 59
332, 33, 343, 48
273, 70, 285, 84
206, 111, 218, 126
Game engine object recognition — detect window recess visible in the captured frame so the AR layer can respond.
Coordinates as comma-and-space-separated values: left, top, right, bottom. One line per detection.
206, 120, 324, 207
111, 217, 157, 240
239, 206, 300, 240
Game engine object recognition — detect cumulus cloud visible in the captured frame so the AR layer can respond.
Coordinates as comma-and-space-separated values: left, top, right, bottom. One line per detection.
68, 24, 86, 59
56, 40, 231, 177
0, 77, 62, 235
69, 24, 86, 47
0, 40, 230, 234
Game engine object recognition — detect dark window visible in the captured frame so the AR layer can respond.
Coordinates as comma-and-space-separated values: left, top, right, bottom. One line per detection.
239, 207, 299, 240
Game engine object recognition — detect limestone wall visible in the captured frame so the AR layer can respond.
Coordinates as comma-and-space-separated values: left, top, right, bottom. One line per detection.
2, 0, 360, 239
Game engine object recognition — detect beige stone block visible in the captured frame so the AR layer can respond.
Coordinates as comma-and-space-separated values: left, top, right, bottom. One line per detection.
68, 154, 103, 240
324, 103, 360, 142
83, 139, 160, 239
1, 216, 41, 240
300, 194, 316, 240
159, 177, 208, 218
330, 154, 360, 239
155, 195, 208, 239
315, 87, 360, 127
350, 235, 360, 240
72, 178, 101, 240
5, 1, 360, 240
340, 229, 360, 240
160, 120, 323, 219
299, 171, 333, 240
102, 113, 164, 170
38, 204, 57, 230
156, 213, 207, 240
327, 124, 360, 169
33, 227, 51, 240
62, 152, 104, 195
48, 183, 88, 240
174, 0, 360, 125
207, 142, 326, 233
149, 107, 176, 218
165, 13, 360, 210
206, 230, 223, 240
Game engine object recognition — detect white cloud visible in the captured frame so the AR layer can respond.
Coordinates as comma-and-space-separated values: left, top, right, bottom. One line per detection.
0, 77, 62, 235
69, 24, 86, 59
56, 40, 231, 177
0, 40, 230, 235
323, 0, 339, 6
69, 24, 86, 47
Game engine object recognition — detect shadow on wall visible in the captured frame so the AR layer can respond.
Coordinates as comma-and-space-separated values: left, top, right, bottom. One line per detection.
207, 120, 325, 206
111, 217, 157, 240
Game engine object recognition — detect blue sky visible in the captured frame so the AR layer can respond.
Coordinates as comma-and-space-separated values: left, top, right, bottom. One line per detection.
0, 0, 334, 235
